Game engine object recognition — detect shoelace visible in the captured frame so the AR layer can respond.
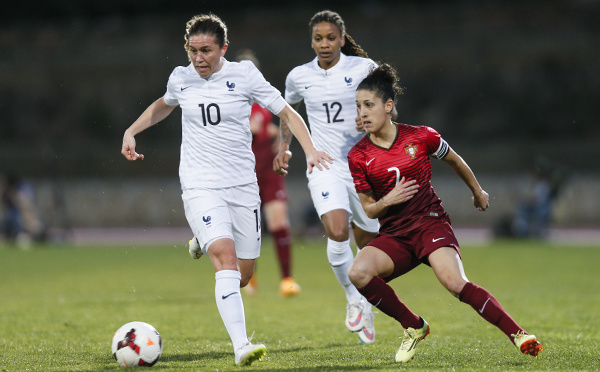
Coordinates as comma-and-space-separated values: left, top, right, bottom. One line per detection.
347, 303, 362, 319
511, 330, 526, 340
399, 329, 416, 349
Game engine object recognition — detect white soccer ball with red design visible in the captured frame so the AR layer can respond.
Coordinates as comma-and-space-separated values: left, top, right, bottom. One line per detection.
111, 321, 162, 367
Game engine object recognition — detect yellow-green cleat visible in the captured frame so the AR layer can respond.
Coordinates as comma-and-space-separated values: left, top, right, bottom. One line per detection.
395, 317, 430, 363
235, 342, 266, 366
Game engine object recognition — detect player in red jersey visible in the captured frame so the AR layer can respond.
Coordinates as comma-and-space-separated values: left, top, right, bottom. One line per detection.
237, 49, 301, 297
347, 63, 543, 362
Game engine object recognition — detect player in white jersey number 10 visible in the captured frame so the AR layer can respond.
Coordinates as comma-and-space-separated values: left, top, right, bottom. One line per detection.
121, 13, 332, 366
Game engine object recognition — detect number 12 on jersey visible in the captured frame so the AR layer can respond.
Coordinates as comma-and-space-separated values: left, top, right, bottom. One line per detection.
322, 102, 344, 123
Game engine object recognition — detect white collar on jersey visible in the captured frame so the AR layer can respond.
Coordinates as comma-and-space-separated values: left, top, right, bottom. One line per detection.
312, 52, 347, 75
187, 57, 230, 81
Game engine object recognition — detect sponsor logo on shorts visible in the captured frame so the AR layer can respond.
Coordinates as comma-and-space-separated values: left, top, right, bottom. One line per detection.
203, 216, 212, 226
322, 191, 329, 199
432, 237, 445, 242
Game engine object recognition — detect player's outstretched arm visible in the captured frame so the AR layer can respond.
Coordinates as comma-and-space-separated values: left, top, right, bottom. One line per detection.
276, 104, 333, 174
440, 148, 490, 211
121, 97, 176, 161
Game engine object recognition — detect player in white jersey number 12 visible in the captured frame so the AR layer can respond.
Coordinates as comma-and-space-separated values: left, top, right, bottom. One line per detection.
274, 10, 379, 345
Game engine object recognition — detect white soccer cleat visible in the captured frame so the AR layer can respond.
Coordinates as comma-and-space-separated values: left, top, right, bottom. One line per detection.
234, 342, 266, 366
345, 301, 364, 332
512, 330, 543, 357
357, 306, 375, 344
395, 317, 430, 363
188, 237, 203, 259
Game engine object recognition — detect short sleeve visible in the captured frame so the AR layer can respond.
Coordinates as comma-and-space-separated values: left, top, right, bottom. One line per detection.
284, 69, 303, 105
348, 150, 372, 195
163, 71, 179, 106
243, 61, 286, 115
425, 126, 449, 159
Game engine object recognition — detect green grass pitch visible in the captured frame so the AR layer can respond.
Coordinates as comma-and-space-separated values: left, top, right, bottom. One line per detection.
1, 238, 599, 371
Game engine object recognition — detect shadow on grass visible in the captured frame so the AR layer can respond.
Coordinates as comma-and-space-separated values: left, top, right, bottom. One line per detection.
162, 351, 230, 362
160, 342, 393, 370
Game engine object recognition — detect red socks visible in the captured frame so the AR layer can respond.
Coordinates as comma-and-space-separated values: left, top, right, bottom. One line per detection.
272, 228, 291, 278
358, 276, 422, 329
459, 281, 523, 341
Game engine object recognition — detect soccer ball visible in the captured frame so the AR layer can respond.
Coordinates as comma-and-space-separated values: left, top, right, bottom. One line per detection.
111, 321, 162, 367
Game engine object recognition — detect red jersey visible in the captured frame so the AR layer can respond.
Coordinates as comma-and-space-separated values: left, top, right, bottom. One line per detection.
347, 123, 450, 236
251, 103, 276, 174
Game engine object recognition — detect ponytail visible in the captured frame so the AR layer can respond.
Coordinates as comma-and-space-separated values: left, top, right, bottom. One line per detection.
357, 63, 404, 103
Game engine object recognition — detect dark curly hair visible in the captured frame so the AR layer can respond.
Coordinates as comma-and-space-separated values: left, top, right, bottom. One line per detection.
357, 63, 404, 103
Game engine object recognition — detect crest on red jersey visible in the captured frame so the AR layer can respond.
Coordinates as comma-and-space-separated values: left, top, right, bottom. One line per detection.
404, 143, 418, 160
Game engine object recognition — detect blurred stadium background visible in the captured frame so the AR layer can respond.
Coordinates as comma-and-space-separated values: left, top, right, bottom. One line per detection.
1, 0, 599, 244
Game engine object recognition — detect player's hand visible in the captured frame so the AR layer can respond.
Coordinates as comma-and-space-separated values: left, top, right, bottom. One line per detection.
472, 189, 490, 211
355, 115, 365, 132
381, 177, 419, 207
306, 149, 334, 174
121, 132, 144, 161
273, 150, 293, 176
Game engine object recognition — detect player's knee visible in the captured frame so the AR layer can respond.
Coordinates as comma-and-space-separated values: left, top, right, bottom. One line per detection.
348, 260, 372, 288
326, 227, 349, 242
442, 277, 467, 298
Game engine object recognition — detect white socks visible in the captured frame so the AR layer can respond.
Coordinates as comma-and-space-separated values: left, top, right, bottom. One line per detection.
215, 270, 248, 351
327, 238, 363, 304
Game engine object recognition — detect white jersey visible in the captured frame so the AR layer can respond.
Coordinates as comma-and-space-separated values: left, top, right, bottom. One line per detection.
285, 53, 376, 178
164, 59, 286, 190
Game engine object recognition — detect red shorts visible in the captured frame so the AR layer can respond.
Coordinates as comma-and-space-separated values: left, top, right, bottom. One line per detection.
368, 214, 460, 282
256, 167, 287, 204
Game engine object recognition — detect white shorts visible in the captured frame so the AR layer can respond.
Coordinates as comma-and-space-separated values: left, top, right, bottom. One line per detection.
306, 168, 379, 233
182, 183, 261, 260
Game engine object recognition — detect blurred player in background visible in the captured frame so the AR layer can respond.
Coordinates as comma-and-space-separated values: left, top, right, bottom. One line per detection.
274, 10, 378, 344
121, 13, 332, 366
347, 63, 543, 362
236, 49, 301, 298
1, 172, 46, 248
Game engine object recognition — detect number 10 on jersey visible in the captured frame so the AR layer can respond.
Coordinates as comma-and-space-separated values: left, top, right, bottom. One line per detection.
198, 103, 221, 126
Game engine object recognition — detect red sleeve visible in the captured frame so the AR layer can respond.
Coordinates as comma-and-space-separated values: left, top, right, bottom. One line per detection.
424, 126, 442, 155
348, 148, 372, 195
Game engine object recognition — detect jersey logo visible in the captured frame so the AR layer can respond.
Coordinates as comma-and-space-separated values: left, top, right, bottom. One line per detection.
203, 216, 212, 226
344, 77, 353, 86
226, 81, 235, 91
222, 292, 238, 300
181, 85, 193, 91
366, 157, 375, 166
321, 191, 329, 199
304, 84, 314, 89
404, 143, 418, 160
